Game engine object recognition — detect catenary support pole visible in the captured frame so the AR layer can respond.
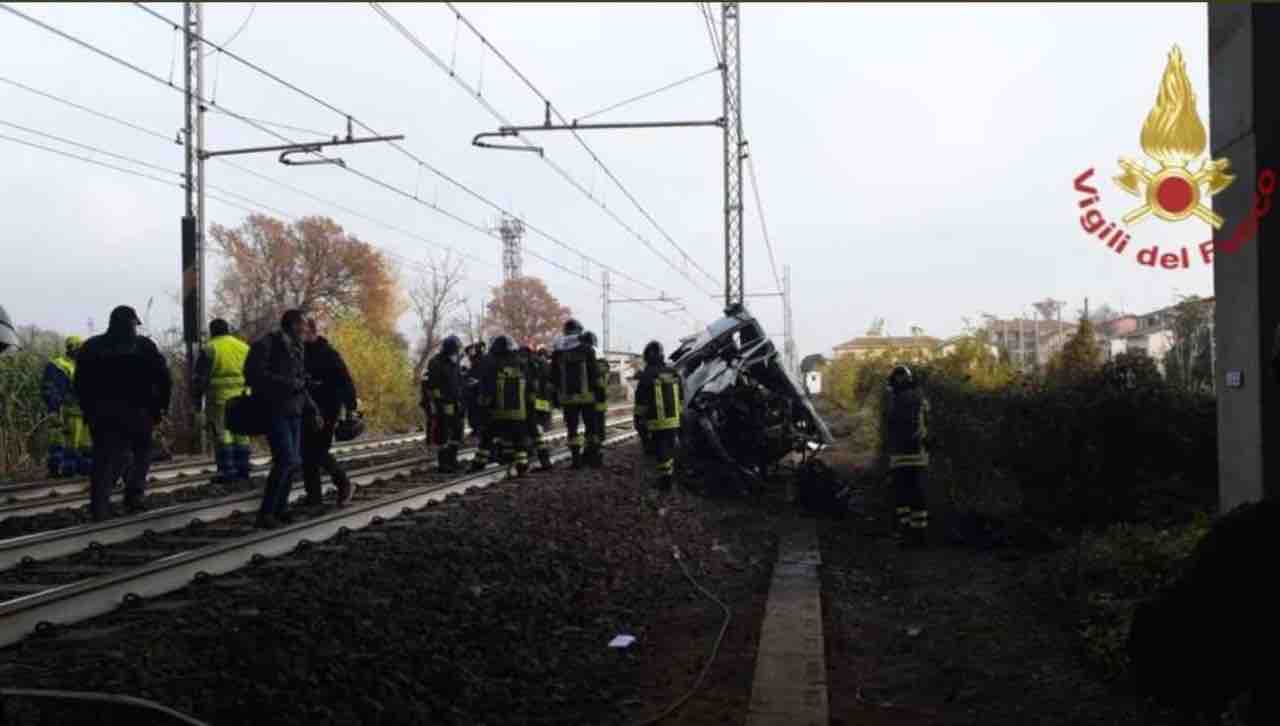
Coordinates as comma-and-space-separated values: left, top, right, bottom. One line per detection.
722, 1, 743, 309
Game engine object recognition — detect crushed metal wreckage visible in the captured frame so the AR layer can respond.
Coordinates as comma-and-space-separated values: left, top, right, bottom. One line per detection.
0, 305, 17, 354
667, 303, 835, 497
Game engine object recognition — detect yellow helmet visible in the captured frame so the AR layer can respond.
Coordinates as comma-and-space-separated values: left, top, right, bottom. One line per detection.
65, 335, 83, 355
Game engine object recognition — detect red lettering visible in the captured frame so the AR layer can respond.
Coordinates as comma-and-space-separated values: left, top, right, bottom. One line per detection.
1073, 168, 1099, 196
1160, 252, 1180, 269
1181, 246, 1190, 268
1137, 245, 1159, 266
1200, 239, 1215, 264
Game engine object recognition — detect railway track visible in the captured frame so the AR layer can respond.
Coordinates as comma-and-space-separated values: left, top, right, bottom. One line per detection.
0, 416, 637, 648
0, 430, 427, 505
0, 405, 630, 524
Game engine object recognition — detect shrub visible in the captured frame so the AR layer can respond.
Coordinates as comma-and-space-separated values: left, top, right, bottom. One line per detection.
327, 316, 419, 434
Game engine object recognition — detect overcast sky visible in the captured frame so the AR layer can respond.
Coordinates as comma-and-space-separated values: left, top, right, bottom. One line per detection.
1, 2, 1214, 357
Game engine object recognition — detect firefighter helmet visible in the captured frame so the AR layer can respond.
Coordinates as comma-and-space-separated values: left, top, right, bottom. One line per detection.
643, 340, 664, 366
65, 335, 83, 356
888, 365, 914, 388
490, 335, 516, 355
441, 335, 461, 356
563, 318, 583, 336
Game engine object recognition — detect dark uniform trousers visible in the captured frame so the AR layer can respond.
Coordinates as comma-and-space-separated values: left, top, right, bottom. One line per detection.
563, 405, 597, 458
302, 415, 351, 502
434, 400, 464, 460
478, 421, 529, 469
527, 402, 551, 466
87, 402, 153, 517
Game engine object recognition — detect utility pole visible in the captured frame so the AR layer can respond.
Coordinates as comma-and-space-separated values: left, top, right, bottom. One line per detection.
181, 0, 205, 454
783, 264, 796, 378
602, 270, 610, 353
722, 1, 744, 309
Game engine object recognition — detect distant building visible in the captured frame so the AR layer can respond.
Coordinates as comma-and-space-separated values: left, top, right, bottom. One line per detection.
1098, 297, 1215, 378
603, 350, 641, 401
984, 318, 1077, 371
831, 334, 942, 361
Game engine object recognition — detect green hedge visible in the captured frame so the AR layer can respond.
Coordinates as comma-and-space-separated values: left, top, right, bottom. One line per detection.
915, 367, 1217, 532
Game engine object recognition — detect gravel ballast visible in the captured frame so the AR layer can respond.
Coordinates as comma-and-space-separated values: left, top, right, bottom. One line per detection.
0, 443, 780, 726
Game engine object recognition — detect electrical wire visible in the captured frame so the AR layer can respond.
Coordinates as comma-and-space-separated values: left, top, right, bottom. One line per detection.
628, 507, 732, 726
203, 2, 255, 57
698, 2, 722, 65
0, 131, 180, 188
746, 153, 782, 293
574, 66, 721, 123
442, 1, 722, 294
131, 0, 683, 318
372, 3, 716, 305
0, 118, 180, 178
0, 73, 174, 142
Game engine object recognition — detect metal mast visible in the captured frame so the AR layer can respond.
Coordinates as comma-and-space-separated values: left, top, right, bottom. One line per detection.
181, 0, 205, 454
783, 264, 796, 378
602, 270, 610, 353
498, 216, 525, 282
721, 2, 743, 309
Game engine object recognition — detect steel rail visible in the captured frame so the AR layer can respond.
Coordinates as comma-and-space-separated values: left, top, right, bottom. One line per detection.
0, 431, 428, 499
0, 405, 629, 519
0, 428, 639, 649
0, 412, 633, 572
0, 437, 424, 522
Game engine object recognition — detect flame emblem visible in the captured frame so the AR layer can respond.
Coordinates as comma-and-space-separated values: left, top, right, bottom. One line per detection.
1113, 45, 1234, 228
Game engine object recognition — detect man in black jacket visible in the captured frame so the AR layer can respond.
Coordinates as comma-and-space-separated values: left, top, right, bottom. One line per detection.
301, 318, 357, 508
244, 309, 318, 529
74, 305, 172, 521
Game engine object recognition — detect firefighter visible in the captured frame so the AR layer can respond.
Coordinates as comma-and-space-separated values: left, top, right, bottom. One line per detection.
634, 340, 682, 492
882, 364, 930, 547
463, 341, 486, 444
583, 331, 611, 469
550, 318, 603, 469
424, 335, 465, 473
521, 344, 554, 471
42, 335, 92, 477
469, 335, 530, 476
192, 319, 252, 483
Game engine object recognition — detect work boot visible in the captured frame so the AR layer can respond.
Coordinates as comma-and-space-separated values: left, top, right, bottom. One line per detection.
255, 513, 279, 530
469, 455, 487, 473
123, 497, 148, 515
657, 474, 673, 492
537, 449, 553, 471
336, 472, 355, 506
516, 462, 529, 478
587, 447, 603, 469
302, 477, 324, 508
570, 448, 582, 470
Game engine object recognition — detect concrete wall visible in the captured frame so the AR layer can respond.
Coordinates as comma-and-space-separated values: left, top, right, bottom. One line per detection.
1209, 4, 1280, 510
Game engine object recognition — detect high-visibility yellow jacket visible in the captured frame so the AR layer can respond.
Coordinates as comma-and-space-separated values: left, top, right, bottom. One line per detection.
195, 334, 250, 406
634, 363, 682, 432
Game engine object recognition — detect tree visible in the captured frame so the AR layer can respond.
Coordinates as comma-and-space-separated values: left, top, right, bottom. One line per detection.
934, 331, 1016, 390
1102, 351, 1164, 391
449, 301, 487, 347
483, 277, 571, 349
1164, 295, 1213, 393
211, 214, 403, 342
327, 316, 418, 433
408, 251, 467, 378
1045, 315, 1103, 387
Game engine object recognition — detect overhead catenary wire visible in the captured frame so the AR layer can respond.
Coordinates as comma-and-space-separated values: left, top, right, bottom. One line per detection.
5, 6, 659, 315
0, 118, 180, 178
0, 131, 180, 187
697, 2, 722, 65
0, 73, 174, 143
130, 1, 682, 315
126, 2, 693, 325
574, 66, 721, 123
371, 3, 717, 306
441, 1, 722, 294
745, 153, 782, 293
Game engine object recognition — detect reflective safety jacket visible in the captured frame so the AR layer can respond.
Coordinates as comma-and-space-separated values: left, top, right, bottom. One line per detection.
42, 355, 78, 413
424, 351, 464, 414
593, 358, 611, 412
194, 334, 250, 407
480, 352, 529, 422
525, 354, 552, 414
550, 334, 601, 407
634, 363, 682, 432
883, 385, 929, 468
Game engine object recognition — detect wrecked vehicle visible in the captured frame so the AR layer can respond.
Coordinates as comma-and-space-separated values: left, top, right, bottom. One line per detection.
0, 306, 17, 354
667, 303, 834, 495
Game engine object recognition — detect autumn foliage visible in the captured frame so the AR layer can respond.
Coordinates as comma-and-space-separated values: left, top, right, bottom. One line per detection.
326, 316, 419, 434
211, 214, 403, 341
484, 277, 572, 349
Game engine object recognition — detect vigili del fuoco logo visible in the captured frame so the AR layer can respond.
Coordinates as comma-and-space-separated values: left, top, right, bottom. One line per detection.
1073, 45, 1274, 269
